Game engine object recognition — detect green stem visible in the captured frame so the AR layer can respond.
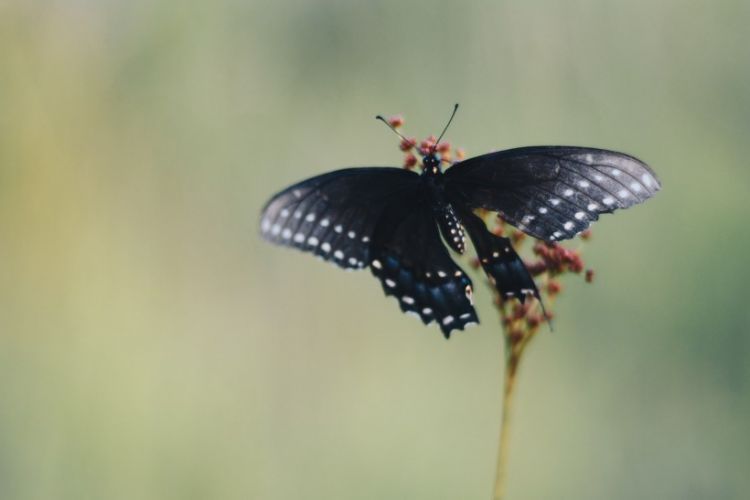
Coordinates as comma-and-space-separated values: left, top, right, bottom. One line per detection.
493, 349, 520, 500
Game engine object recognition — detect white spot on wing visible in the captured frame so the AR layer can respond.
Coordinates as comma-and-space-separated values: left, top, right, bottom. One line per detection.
402, 296, 415, 305
280, 209, 289, 218
282, 228, 292, 239
334, 225, 343, 233
587, 203, 598, 211
321, 242, 331, 252
347, 230, 356, 239
564, 221, 574, 230
442, 316, 454, 326
538, 207, 548, 214
307, 237, 319, 246
422, 308, 432, 315
574, 211, 586, 220
261, 219, 271, 232
630, 182, 642, 192
293, 233, 305, 243
385, 279, 396, 288
320, 218, 330, 227
642, 173, 654, 187
334, 250, 344, 260
618, 189, 630, 198
578, 180, 590, 188
271, 224, 281, 235
564, 189, 574, 197
305, 213, 316, 222
372, 259, 382, 269
550, 198, 560, 206
602, 196, 615, 205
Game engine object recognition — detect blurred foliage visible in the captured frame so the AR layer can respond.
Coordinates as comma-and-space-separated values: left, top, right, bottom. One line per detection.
0, 1, 749, 499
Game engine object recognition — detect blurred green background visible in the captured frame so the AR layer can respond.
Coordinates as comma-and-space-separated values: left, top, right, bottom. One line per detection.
1, 1, 749, 499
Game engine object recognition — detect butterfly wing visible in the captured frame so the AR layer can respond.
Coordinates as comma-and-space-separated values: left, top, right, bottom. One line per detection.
260, 168, 420, 269
453, 203, 541, 305
445, 146, 661, 241
370, 195, 478, 338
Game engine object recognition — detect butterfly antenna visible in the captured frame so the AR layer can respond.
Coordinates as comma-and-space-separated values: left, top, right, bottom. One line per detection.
432, 103, 459, 152
375, 115, 410, 143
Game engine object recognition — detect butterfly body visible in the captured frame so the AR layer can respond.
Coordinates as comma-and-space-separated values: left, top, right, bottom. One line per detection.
261, 130, 660, 338
418, 154, 468, 255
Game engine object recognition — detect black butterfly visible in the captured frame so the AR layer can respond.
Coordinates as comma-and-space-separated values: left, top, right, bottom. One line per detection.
260, 105, 660, 338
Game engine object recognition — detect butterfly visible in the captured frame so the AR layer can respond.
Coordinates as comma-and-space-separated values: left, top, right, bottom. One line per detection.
260, 105, 661, 338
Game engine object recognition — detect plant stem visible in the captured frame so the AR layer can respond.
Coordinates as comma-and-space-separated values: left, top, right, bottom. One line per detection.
493, 345, 521, 500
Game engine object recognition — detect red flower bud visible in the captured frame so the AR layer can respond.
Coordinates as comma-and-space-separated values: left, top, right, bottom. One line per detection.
526, 315, 542, 328
403, 154, 417, 169
399, 137, 417, 151
524, 260, 548, 276
387, 115, 404, 128
511, 230, 526, 245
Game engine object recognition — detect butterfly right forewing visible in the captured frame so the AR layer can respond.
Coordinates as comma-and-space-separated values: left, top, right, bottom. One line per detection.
261, 167, 420, 269
446, 146, 661, 241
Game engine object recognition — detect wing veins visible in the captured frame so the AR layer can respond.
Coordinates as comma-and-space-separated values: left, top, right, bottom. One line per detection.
554, 159, 639, 200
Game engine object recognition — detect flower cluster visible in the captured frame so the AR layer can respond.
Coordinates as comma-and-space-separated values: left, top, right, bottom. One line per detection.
484, 215, 592, 356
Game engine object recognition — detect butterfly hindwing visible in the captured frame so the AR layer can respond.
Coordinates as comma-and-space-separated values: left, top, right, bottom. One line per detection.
454, 204, 541, 305
446, 146, 661, 241
260, 168, 420, 269
370, 198, 478, 338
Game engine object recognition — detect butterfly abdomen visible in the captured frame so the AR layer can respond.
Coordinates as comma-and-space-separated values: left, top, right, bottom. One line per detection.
435, 203, 466, 254
422, 174, 467, 255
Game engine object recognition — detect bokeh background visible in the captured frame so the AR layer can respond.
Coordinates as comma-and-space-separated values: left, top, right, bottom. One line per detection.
1, 1, 749, 499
